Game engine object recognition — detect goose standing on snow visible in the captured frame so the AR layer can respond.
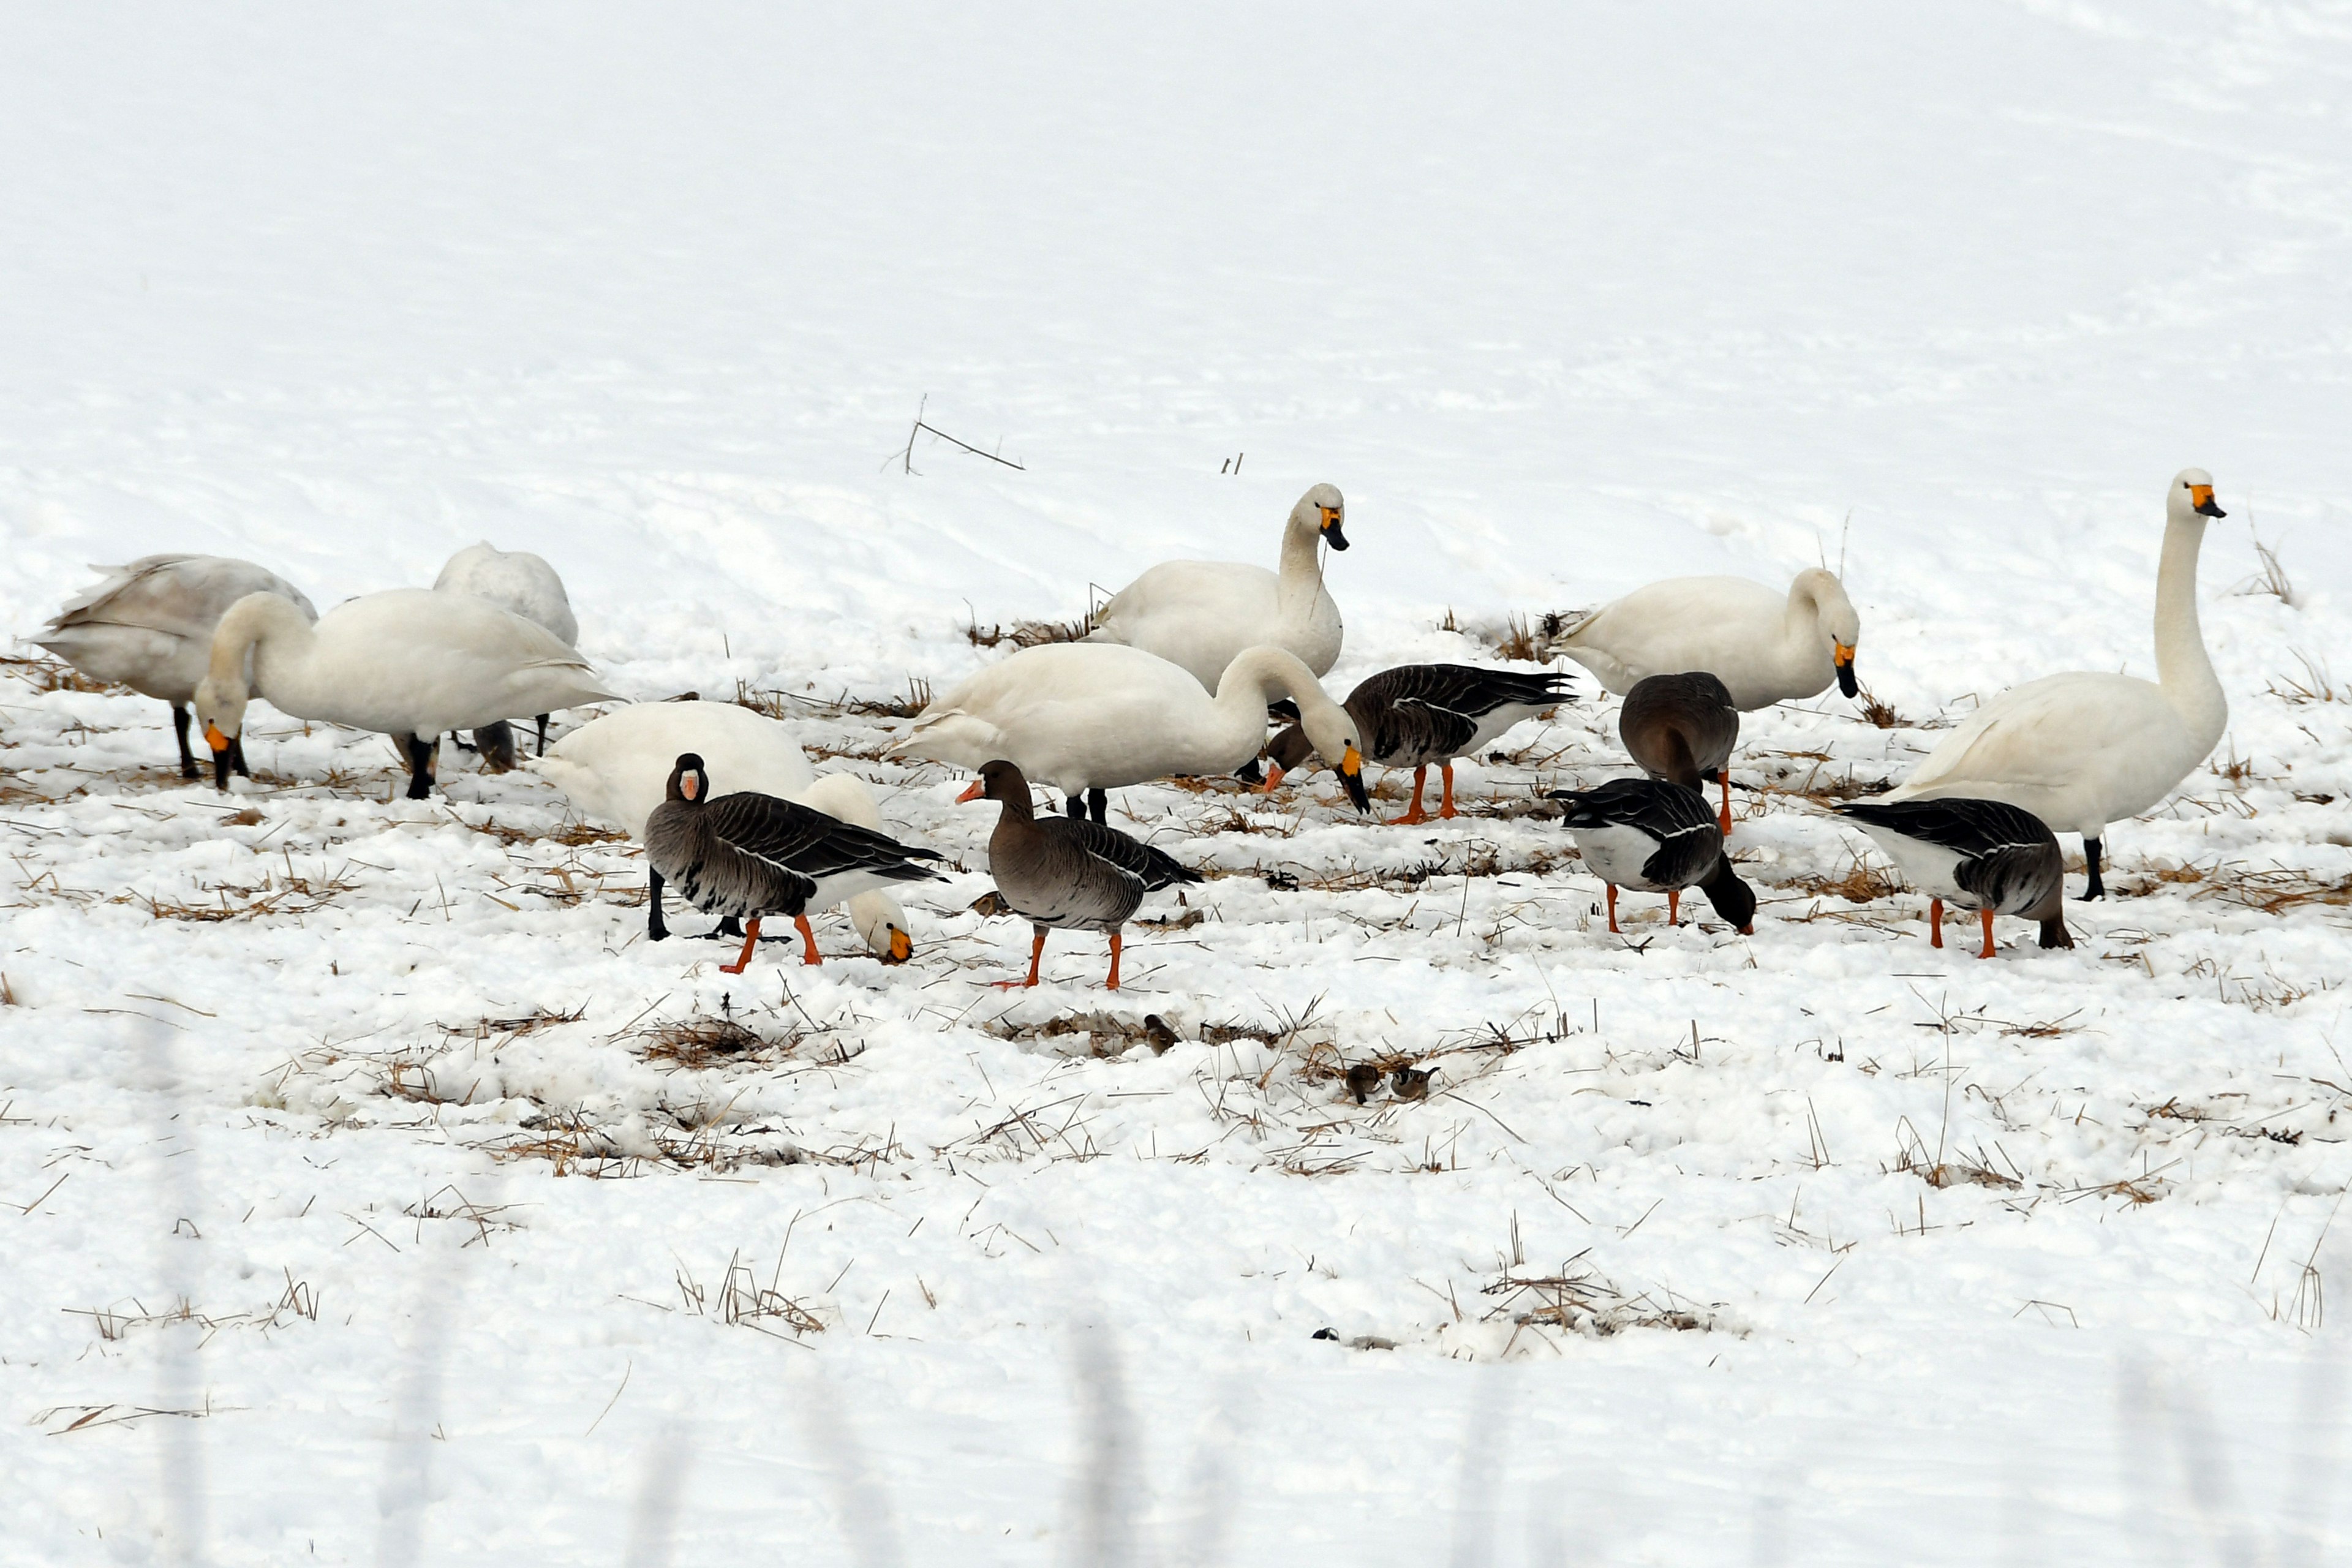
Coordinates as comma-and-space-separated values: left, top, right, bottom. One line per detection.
434, 542, 580, 767
1264, 663, 1572, 823
35, 555, 317, 780
1085, 484, 1349, 690
1548, 778, 1756, 935
1557, 569, 1860, 710
1619, 672, 1741, 834
958, 759, 1202, 989
537, 701, 922, 962
192, 589, 614, 798
892, 642, 1370, 821
1881, 469, 2228, 899
645, 754, 945, 974
1836, 798, 2073, 958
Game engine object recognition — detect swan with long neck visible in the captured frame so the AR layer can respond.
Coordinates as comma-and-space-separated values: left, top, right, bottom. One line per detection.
193, 587, 615, 798
1083, 484, 1348, 691
1557, 568, 1861, 710
1883, 468, 2228, 898
892, 641, 1369, 818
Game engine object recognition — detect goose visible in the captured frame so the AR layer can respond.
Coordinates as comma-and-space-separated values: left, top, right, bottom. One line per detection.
34, 555, 317, 780
645, 754, 946, 975
537, 701, 922, 962
1547, 778, 1756, 935
1619, 672, 1741, 834
957, 759, 1202, 989
191, 588, 615, 799
1085, 484, 1348, 690
1880, 469, 2228, 899
1835, 798, 2073, 958
1264, 663, 1572, 823
891, 641, 1370, 821
434, 542, 581, 767
1556, 568, 1860, 710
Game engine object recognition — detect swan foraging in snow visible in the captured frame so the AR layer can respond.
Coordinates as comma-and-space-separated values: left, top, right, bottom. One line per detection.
1085, 484, 1349, 690
537, 701, 923, 962
1556, 568, 1860, 710
1836, 797, 2073, 957
1881, 469, 2229, 899
192, 588, 614, 799
35, 555, 317, 780
891, 641, 1370, 821
1265, 663, 1572, 823
433, 542, 580, 766
644, 754, 944, 976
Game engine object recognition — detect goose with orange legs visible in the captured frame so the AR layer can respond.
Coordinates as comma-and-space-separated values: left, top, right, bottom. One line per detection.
1834, 797, 2073, 958
1548, 778, 1755, 935
1264, 663, 1571, 823
1619, 672, 1740, 834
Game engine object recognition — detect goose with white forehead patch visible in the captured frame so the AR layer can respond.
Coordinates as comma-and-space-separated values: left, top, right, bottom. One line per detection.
891, 641, 1370, 821
1880, 469, 2228, 899
1556, 568, 1861, 711
644, 753, 946, 975
1836, 797, 2073, 958
1548, 778, 1756, 935
1085, 483, 1349, 692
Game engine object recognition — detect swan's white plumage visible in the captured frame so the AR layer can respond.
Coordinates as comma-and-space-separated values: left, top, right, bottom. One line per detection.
1085, 483, 1346, 690
891, 641, 1362, 798
434, 542, 579, 646
194, 588, 614, 743
37, 555, 317, 703
1884, 469, 2228, 845
1558, 569, 1860, 710
535, 702, 912, 957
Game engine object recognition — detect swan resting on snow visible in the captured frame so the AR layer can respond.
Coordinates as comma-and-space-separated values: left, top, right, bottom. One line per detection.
892, 641, 1369, 821
1556, 568, 1860, 710
192, 587, 614, 799
36, 554, 316, 780
1085, 483, 1349, 691
1881, 468, 2229, 899
537, 700, 922, 962
434, 541, 581, 767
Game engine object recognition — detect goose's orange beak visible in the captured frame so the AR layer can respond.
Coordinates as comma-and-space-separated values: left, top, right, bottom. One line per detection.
1262, 764, 1285, 793
956, 779, 986, 803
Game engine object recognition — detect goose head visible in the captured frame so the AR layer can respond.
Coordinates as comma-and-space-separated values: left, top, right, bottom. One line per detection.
1793, 568, 1861, 698
666, 752, 712, 804
1295, 483, 1349, 552
1265, 706, 1370, 813
191, 674, 249, 791
954, 758, 1032, 809
2170, 467, 2226, 522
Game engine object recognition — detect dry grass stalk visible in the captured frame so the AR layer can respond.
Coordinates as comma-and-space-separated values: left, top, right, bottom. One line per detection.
1482, 1262, 1712, 1346
1785, 856, 1901, 904
0, 652, 111, 694
735, 676, 932, 721
639, 1012, 780, 1069
2191, 864, 2352, 916
2265, 651, 2344, 705
2235, 533, 2297, 606
1468, 610, 1580, 665
133, 870, 361, 922
676, 1250, 826, 1339
1854, 688, 1904, 729
967, 613, 1090, 650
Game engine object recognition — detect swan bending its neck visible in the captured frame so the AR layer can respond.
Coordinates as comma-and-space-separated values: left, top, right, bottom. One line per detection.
194, 590, 315, 744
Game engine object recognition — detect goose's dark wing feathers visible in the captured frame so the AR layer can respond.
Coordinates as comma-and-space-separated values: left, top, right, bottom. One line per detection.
1354, 663, 1572, 720
1550, 777, 1721, 889
1837, 797, 2062, 920
706, 791, 944, 884
1051, 817, 1201, 892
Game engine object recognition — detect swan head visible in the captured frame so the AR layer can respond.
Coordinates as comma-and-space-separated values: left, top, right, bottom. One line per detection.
191, 674, 249, 791
1795, 568, 1862, 698
667, 753, 710, 804
1295, 483, 1349, 552
2171, 467, 2226, 522
1280, 707, 1370, 813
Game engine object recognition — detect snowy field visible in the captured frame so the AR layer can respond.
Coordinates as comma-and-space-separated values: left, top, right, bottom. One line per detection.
6, 2, 2352, 1562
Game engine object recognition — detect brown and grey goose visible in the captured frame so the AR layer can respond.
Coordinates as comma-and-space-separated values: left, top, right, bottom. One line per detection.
644, 753, 945, 973
1619, 672, 1741, 835
1265, 663, 1572, 823
1834, 797, 2073, 957
1547, 778, 1757, 935
957, 759, 1202, 989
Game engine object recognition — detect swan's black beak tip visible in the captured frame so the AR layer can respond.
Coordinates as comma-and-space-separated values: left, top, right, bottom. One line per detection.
1836, 662, 1860, 699
1322, 518, 1349, 552
1342, 767, 1371, 814
2198, 499, 2226, 518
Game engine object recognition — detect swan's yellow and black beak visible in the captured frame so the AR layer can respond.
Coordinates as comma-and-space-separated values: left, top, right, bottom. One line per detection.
1338, 743, 1370, 813
205, 723, 233, 791
884, 925, 913, 964
1833, 641, 1859, 699
1319, 505, 1349, 552
2191, 483, 2225, 518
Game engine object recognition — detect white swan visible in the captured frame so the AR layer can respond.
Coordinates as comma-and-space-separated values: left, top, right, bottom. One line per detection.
1883, 469, 2229, 899
192, 588, 615, 798
1556, 568, 1860, 710
535, 702, 918, 962
891, 642, 1370, 818
1085, 484, 1348, 690
433, 542, 581, 766
35, 554, 317, 780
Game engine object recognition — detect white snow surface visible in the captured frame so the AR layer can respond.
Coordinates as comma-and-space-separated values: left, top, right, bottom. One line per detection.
6, 4, 2352, 1563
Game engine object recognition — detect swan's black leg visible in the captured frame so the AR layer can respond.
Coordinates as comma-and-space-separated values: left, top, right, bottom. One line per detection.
1067, 793, 1087, 821
171, 704, 198, 778
230, 735, 252, 778
648, 868, 669, 941
403, 733, 437, 801
1087, 788, 1109, 821
535, 714, 551, 756
2082, 837, 2105, 901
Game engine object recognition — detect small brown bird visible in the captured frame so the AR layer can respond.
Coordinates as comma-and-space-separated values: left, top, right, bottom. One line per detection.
1619, 672, 1741, 835
1343, 1063, 1384, 1104
958, 760, 1202, 989
1390, 1065, 1434, 1101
